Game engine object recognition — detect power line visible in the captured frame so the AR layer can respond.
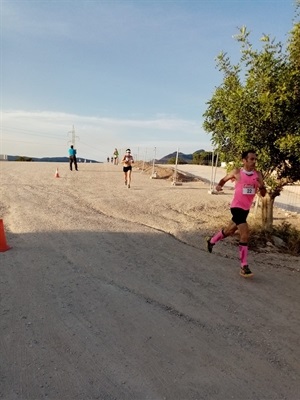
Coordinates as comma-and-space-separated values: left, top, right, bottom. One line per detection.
79, 140, 109, 155
1, 126, 65, 139
1, 138, 66, 146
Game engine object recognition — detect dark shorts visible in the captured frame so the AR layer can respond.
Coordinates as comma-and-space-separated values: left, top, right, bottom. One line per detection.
230, 208, 249, 225
123, 166, 132, 172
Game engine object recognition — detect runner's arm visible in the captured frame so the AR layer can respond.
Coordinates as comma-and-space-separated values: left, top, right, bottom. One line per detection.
215, 169, 238, 191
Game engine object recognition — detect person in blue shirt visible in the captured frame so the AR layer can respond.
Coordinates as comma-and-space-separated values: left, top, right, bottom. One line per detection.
68, 145, 78, 171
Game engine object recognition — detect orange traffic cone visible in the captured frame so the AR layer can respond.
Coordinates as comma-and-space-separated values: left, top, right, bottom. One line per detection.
0, 219, 11, 252
54, 167, 60, 178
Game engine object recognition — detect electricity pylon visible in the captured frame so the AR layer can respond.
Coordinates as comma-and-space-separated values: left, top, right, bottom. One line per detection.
67, 125, 80, 147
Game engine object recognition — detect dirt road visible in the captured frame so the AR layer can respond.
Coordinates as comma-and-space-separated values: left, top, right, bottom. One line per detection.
1, 162, 299, 399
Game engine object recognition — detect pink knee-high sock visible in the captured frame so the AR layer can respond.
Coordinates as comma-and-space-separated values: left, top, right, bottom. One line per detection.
239, 242, 248, 266
210, 230, 225, 244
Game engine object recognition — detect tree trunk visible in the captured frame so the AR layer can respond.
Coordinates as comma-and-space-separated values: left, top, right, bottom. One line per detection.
261, 194, 274, 230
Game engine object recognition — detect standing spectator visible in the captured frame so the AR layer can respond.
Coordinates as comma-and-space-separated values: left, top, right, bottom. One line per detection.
68, 145, 78, 171
121, 148, 134, 188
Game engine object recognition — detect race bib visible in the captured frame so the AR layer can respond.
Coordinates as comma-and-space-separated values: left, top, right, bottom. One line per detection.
243, 184, 255, 195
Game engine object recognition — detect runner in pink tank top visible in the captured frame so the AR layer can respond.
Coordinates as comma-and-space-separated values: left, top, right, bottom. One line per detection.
231, 169, 259, 210
206, 150, 266, 278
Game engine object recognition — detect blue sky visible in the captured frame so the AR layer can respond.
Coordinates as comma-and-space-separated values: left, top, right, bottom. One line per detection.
1, 0, 296, 161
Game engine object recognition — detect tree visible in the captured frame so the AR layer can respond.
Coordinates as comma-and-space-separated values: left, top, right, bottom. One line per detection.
203, 16, 300, 230
192, 151, 218, 166
167, 157, 187, 165
16, 156, 33, 162
192, 150, 204, 164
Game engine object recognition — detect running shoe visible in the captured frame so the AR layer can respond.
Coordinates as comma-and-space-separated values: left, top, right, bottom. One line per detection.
206, 238, 214, 253
240, 265, 254, 278
128, 184, 130, 188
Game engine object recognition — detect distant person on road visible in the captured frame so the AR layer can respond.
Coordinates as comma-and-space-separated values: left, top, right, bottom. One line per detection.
113, 148, 119, 165
206, 150, 266, 278
121, 149, 134, 188
111, 157, 113, 163
107, 157, 110, 163
68, 145, 78, 171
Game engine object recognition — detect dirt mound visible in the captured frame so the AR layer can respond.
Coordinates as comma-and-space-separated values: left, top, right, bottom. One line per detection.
134, 161, 201, 182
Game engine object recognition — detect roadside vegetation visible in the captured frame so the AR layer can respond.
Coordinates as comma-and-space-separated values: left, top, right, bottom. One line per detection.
203, 3, 300, 230
249, 222, 300, 256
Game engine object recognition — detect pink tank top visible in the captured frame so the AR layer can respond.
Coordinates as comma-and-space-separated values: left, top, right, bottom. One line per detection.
231, 169, 259, 210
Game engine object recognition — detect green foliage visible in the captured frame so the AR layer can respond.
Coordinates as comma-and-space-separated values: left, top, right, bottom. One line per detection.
16, 156, 33, 162
273, 222, 300, 255
249, 222, 300, 256
203, 8, 300, 229
203, 14, 300, 195
192, 150, 204, 163
167, 157, 176, 164
167, 157, 187, 164
192, 151, 219, 166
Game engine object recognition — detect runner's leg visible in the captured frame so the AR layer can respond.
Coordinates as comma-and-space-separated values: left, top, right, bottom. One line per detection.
128, 169, 132, 187
210, 221, 237, 244
237, 222, 250, 267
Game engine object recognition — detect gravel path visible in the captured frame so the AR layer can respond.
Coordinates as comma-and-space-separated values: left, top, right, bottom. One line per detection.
0, 162, 299, 400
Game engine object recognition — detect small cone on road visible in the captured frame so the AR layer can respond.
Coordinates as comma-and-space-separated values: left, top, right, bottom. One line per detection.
0, 219, 11, 252
55, 167, 60, 178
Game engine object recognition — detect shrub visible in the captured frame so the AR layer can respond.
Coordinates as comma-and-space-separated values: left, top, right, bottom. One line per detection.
272, 222, 300, 255
249, 222, 300, 255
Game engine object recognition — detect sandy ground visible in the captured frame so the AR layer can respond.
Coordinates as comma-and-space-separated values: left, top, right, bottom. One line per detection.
0, 162, 299, 400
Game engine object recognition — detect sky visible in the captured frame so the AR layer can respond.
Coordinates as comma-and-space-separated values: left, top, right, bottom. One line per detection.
1, 0, 297, 162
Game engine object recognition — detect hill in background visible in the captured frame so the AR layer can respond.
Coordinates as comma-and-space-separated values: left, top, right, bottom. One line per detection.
6, 155, 99, 163
4, 150, 206, 164
157, 150, 204, 164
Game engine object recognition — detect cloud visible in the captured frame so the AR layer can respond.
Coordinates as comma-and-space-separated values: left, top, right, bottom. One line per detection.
1, 109, 210, 160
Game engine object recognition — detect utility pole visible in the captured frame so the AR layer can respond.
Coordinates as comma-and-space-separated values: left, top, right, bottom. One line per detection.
67, 125, 79, 148
151, 146, 157, 178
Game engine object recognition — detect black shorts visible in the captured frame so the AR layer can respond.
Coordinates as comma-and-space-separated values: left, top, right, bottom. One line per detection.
123, 166, 132, 172
230, 208, 249, 225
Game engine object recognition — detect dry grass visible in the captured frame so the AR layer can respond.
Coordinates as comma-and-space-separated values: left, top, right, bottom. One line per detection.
249, 222, 300, 255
